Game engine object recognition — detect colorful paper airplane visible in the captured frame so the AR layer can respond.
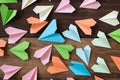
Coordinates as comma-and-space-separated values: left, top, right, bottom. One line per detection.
34, 44, 52, 65
99, 10, 119, 26
21, 0, 37, 10
0, 39, 7, 56
0, 4, 17, 25
22, 67, 37, 80
91, 57, 111, 74
76, 45, 91, 65
62, 24, 81, 42
111, 56, 120, 71
5, 26, 27, 44
68, 61, 91, 76
94, 75, 103, 80
0, 0, 17, 3
54, 44, 74, 59
55, 0, 75, 13
33, 5, 54, 21
75, 18, 96, 35
38, 19, 65, 43
108, 28, 120, 43
92, 31, 111, 48
10, 41, 30, 60
66, 77, 74, 80
80, 0, 101, 9
0, 64, 22, 80
27, 17, 48, 34
47, 56, 68, 74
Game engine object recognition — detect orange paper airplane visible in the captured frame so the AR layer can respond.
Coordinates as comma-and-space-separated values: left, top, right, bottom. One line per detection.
111, 56, 120, 71
94, 75, 103, 80
0, 39, 7, 56
47, 56, 68, 74
75, 18, 96, 35
27, 17, 48, 34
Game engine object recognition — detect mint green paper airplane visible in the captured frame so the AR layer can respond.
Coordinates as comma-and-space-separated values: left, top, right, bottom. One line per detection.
0, 4, 17, 25
0, 0, 17, 3
10, 41, 30, 60
54, 44, 74, 59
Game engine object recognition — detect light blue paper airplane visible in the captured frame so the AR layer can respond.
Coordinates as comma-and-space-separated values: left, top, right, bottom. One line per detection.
38, 19, 65, 43
76, 45, 91, 65
68, 61, 91, 76
62, 24, 81, 42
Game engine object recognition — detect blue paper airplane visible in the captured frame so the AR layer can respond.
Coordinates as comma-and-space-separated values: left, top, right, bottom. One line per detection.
38, 19, 65, 43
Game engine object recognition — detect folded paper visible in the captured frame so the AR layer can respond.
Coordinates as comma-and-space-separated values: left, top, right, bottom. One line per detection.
27, 17, 48, 34
76, 45, 91, 65
91, 57, 111, 74
62, 24, 81, 42
47, 56, 68, 74
22, 67, 37, 80
94, 75, 103, 80
92, 31, 111, 48
54, 44, 74, 59
10, 41, 30, 60
34, 44, 52, 65
0, 0, 17, 3
33, 5, 53, 21
0, 4, 17, 25
22, 0, 37, 10
99, 10, 119, 26
67, 77, 74, 80
108, 28, 120, 43
55, 0, 75, 13
5, 26, 27, 44
38, 19, 65, 43
0, 39, 7, 56
75, 18, 96, 35
111, 56, 120, 71
68, 61, 91, 76
0, 64, 22, 80
80, 0, 101, 9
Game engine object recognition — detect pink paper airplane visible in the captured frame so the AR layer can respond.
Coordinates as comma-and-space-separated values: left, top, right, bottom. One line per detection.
0, 64, 22, 80
22, 67, 37, 80
80, 0, 101, 9
34, 44, 52, 65
5, 26, 27, 44
55, 0, 75, 13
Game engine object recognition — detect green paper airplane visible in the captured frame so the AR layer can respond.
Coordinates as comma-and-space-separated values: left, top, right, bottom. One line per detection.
0, 0, 17, 3
54, 44, 74, 59
0, 4, 17, 25
10, 41, 30, 60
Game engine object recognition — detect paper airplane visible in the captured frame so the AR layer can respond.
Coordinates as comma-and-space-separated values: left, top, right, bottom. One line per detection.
33, 5, 53, 21
54, 44, 74, 59
66, 77, 74, 80
0, 64, 22, 80
34, 44, 52, 65
69, 61, 91, 76
10, 41, 30, 60
91, 57, 111, 74
55, 0, 75, 13
21, 0, 37, 10
75, 18, 96, 35
22, 67, 37, 80
111, 56, 120, 71
80, 0, 101, 9
94, 75, 103, 80
76, 45, 91, 65
0, 39, 7, 56
47, 56, 68, 74
38, 19, 65, 43
91, 31, 111, 48
108, 28, 120, 43
62, 24, 81, 42
27, 17, 48, 34
5, 26, 27, 44
99, 10, 119, 26
0, 0, 17, 3
0, 4, 17, 25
